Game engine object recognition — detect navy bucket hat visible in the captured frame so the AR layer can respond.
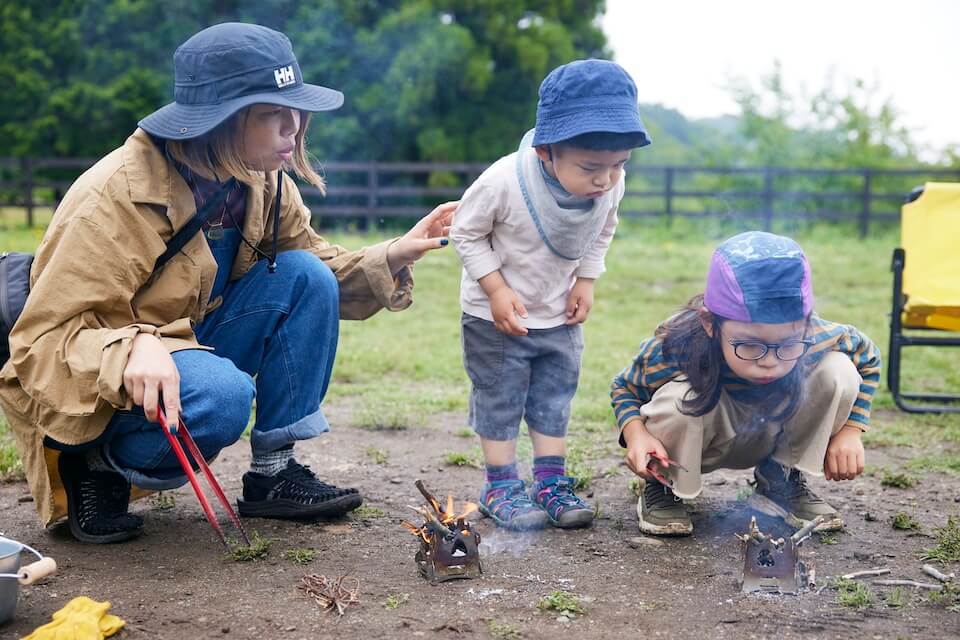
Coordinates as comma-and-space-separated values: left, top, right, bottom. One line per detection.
532, 59, 650, 147
139, 23, 343, 140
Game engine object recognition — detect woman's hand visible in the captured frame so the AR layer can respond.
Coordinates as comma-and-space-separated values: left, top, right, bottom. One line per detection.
824, 425, 865, 481
123, 333, 180, 430
622, 419, 668, 480
565, 277, 595, 325
386, 201, 457, 274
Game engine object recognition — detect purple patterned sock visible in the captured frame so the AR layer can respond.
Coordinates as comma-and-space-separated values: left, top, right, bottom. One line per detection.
485, 462, 519, 484
533, 456, 566, 483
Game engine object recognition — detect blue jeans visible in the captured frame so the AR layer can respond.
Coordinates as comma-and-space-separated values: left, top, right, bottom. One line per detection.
99, 250, 340, 490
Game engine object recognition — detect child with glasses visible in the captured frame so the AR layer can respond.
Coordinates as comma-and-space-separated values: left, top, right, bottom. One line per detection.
611, 231, 881, 536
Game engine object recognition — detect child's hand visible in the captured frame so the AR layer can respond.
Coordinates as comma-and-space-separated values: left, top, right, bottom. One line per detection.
488, 286, 528, 336
622, 420, 669, 480
824, 425, 865, 481
565, 277, 595, 325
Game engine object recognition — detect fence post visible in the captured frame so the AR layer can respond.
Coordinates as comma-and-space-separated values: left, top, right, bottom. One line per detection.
21, 157, 34, 228
366, 162, 378, 232
664, 167, 674, 227
859, 169, 872, 237
762, 168, 774, 231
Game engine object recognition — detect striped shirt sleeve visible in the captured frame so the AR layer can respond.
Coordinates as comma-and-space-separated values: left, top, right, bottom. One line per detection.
610, 336, 685, 445
807, 316, 882, 430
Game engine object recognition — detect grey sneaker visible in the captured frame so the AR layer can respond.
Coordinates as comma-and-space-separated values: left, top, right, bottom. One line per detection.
748, 458, 843, 531
637, 479, 693, 536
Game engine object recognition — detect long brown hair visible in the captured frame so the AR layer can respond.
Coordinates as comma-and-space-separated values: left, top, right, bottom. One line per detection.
658, 294, 809, 422
165, 107, 325, 191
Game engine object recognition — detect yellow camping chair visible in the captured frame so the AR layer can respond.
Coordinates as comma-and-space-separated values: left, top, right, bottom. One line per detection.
888, 182, 960, 413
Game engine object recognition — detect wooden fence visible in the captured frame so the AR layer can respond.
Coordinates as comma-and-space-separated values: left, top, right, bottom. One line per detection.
2, 157, 958, 236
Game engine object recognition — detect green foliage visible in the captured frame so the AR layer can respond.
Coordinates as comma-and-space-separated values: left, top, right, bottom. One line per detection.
365, 446, 389, 465
282, 548, 317, 565
885, 586, 906, 609
224, 531, 272, 562
353, 505, 386, 519
2, 1, 607, 162
443, 449, 483, 468
891, 512, 921, 531
921, 517, 960, 564
487, 620, 523, 639
384, 592, 410, 610
0, 414, 24, 482
880, 470, 917, 488
537, 590, 584, 616
150, 492, 176, 511
817, 531, 839, 545
835, 577, 874, 609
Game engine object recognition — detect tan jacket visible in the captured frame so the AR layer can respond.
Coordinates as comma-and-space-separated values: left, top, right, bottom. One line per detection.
0, 129, 412, 525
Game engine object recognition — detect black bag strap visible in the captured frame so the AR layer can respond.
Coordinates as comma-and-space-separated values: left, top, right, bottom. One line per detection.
153, 178, 237, 272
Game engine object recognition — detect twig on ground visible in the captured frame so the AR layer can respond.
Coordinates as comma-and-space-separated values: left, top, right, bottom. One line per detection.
874, 579, 943, 591
921, 564, 956, 583
298, 574, 361, 616
841, 568, 891, 580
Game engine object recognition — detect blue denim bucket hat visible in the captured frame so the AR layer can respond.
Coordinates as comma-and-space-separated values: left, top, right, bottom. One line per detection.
532, 59, 650, 147
139, 23, 343, 140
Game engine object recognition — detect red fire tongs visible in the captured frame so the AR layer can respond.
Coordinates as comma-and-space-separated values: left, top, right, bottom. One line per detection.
646, 450, 689, 488
157, 406, 250, 548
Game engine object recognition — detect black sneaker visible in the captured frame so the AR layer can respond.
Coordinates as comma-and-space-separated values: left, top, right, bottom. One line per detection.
748, 458, 844, 531
237, 459, 363, 519
637, 479, 693, 536
58, 452, 144, 544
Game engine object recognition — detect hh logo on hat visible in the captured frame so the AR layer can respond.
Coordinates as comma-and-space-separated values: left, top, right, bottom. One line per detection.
274, 66, 295, 88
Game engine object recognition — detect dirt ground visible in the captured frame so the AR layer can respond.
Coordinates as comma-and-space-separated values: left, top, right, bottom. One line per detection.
2, 405, 958, 640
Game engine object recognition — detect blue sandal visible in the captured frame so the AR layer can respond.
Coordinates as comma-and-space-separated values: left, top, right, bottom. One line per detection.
479, 479, 548, 530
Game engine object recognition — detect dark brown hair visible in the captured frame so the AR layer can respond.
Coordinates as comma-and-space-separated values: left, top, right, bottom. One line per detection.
658, 294, 809, 422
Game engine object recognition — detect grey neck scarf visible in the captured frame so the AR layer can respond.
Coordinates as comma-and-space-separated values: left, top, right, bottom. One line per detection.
515, 129, 616, 261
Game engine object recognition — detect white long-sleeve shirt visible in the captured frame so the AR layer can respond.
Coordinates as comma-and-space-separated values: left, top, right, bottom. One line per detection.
450, 151, 622, 329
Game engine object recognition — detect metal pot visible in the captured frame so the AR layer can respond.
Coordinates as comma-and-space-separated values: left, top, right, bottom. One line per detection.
0, 536, 57, 624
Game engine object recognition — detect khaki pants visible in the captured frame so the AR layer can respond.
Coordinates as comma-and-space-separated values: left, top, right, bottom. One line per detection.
639, 352, 861, 499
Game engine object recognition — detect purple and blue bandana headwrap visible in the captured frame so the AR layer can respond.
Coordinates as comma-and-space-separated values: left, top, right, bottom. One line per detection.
704, 231, 814, 324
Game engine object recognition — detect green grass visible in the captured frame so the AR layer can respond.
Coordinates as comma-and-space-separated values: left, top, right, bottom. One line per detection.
817, 531, 840, 545
835, 577, 874, 609
223, 531, 272, 562
150, 492, 176, 511
891, 512, 922, 531
880, 470, 917, 488
487, 620, 523, 639
537, 590, 585, 616
3, 216, 960, 480
921, 516, 960, 564
443, 449, 483, 469
383, 593, 410, 610
282, 548, 317, 565
365, 446, 389, 465
0, 415, 24, 481
352, 505, 386, 518
885, 586, 907, 609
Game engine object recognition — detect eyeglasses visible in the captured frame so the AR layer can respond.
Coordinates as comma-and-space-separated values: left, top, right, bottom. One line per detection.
726, 338, 814, 361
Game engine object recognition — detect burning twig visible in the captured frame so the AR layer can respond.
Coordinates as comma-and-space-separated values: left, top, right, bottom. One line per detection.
921, 564, 955, 583
840, 568, 891, 580
403, 480, 482, 584
874, 579, 943, 591
298, 574, 361, 616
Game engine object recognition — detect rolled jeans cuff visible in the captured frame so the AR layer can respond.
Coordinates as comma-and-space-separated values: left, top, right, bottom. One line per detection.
250, 406, 330, 455
100, 442, 215, 492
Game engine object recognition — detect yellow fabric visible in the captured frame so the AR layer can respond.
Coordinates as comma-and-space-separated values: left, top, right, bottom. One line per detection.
21, 596, 125, 640
901, 182, 960, 330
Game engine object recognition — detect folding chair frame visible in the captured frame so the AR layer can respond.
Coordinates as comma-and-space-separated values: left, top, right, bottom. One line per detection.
888, 247, 960, 413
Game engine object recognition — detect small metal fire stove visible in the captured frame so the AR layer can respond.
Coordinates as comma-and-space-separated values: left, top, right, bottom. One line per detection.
402, 480, 483, 584
737, 515, 824, 594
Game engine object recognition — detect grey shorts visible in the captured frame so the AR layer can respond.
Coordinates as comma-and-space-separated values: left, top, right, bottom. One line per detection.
461, 313, 584, 440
